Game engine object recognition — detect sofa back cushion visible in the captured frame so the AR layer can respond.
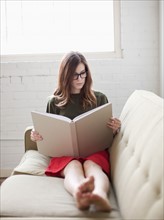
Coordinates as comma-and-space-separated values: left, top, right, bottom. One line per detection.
110, 90, 163, 219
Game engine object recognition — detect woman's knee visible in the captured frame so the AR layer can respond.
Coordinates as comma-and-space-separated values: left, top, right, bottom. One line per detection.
63, 160, 82, 175
69, 159, 82, 167
83, 160, 102, 172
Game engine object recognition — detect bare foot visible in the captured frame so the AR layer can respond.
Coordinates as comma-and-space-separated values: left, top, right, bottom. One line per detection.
74, 176, 94, 210
90, 193, 111, 212
75, 191, 91, 210
78, 176, 94, 193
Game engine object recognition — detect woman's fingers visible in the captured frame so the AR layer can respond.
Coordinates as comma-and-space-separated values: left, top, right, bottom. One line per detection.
30, 130, 43, 142
107, 117, 121, 134
107, 118, 121, 127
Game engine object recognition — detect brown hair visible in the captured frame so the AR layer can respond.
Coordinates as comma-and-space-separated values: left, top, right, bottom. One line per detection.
54, 51, 97, 109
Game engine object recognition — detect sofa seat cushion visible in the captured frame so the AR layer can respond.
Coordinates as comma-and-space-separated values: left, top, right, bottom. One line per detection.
1, 175, 121, 218
110, 90, 163, 220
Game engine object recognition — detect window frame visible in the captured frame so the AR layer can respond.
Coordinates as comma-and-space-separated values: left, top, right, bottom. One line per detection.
1, 0, 122, 62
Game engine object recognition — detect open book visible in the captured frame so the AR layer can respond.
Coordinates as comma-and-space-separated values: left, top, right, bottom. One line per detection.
31, 103, 113, 157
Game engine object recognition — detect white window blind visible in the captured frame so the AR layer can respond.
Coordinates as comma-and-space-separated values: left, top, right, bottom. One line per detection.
1, 0, 121, 59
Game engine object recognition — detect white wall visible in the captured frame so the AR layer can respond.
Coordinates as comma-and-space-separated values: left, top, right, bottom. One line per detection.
0, 0, 160, 176
159, 0, 164, 98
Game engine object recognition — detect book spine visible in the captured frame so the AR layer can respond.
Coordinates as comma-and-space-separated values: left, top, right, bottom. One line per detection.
70, 122, 79, 157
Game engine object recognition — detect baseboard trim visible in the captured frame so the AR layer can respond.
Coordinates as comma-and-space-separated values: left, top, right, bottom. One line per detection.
0, 169, 13, 177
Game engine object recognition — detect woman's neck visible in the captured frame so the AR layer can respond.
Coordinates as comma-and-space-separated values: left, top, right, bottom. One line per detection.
71, 89, 81, 94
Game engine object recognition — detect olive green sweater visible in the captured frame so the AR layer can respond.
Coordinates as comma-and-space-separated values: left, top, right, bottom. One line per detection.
46, 91, 108, 120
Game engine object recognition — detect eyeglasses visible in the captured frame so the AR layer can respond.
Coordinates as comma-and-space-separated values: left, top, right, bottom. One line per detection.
73, 70, 87, 80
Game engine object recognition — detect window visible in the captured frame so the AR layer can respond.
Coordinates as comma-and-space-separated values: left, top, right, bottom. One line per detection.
1, 0, 121, 61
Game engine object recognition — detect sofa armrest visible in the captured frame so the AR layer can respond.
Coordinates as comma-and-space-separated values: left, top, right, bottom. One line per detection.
24, 126, 37, 152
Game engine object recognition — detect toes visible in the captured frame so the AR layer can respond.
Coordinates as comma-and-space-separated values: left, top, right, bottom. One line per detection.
78, 176, 95, 193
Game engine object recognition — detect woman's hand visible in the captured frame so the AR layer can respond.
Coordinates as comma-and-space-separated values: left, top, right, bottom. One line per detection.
107, 117, 121, 136
30, 129, 43, 142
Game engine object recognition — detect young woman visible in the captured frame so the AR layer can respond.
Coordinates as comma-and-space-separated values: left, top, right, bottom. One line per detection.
31, 51, 121, 212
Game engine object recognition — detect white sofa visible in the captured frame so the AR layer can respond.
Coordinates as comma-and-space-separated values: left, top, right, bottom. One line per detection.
1, 90, 163, 220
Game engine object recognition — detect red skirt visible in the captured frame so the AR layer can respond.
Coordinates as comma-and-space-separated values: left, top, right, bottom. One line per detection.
45, 150, 110, 177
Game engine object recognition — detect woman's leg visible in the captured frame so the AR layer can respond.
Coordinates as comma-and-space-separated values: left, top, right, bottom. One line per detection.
61, 160, 94, 210
83, 160, 111, 211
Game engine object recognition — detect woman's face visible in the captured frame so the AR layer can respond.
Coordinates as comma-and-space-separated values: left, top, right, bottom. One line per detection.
71, 63, 86, 94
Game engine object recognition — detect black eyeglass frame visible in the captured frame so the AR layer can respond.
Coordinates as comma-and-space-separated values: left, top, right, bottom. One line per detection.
73, 70, 87, 80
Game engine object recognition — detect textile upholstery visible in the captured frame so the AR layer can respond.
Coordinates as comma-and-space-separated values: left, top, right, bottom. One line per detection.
110, 90, 163, 219
1, 90, 163, 220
